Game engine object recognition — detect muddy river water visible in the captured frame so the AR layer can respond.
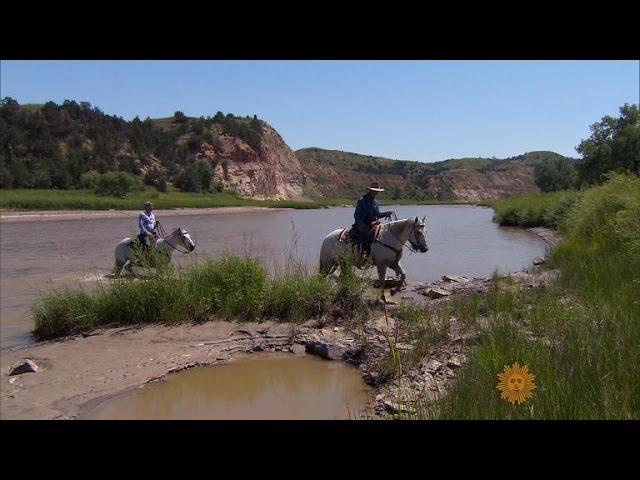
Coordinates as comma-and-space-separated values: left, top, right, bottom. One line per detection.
85, 353, 375, 420
0, 205, 547, 349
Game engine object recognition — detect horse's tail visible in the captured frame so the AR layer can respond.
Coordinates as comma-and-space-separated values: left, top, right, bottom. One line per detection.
319, 257, 332, 276
319, 230, 344, 275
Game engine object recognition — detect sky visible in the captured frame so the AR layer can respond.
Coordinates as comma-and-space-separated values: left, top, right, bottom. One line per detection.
1, 60, 638, 162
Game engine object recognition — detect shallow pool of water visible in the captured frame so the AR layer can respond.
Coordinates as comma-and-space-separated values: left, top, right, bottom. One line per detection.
85, 354, 375, 420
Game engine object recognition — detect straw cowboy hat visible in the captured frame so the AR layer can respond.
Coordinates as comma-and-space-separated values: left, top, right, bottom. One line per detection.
367, 182, 385, 192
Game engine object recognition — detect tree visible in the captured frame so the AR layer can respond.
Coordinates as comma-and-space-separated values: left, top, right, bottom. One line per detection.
173, 111, 187, 123
534, 159, 577, 192
175, 165, 202, 192
195, 159, 213, 191
576, 103, 640, 185
144, 167, 167, 192
213, 111, 225, 123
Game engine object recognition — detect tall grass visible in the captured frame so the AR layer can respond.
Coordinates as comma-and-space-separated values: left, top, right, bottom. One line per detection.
490, 189, 582, 228
0, 188, 463, 211
263, 257, 335, 323
0, 188, 347, 211
414, 173, 640, 419
32, 253, 367, 339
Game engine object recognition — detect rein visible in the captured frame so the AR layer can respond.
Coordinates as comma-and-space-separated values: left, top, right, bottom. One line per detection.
155, 222, 191, 254
374, 219, 419, 255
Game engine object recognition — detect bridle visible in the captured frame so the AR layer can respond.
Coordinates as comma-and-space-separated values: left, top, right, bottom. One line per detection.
156, 222, 193, 254
374, 218, 424, 256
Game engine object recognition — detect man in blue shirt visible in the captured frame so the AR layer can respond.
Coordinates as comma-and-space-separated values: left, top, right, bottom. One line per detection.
138, 201, 157, 250
353, 182, 393, 255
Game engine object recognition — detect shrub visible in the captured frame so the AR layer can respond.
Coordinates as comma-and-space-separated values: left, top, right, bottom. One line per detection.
79, 170, 101, 190
143, 167, 168, 192
263, 260, 335, 322
95, 171, 141, 197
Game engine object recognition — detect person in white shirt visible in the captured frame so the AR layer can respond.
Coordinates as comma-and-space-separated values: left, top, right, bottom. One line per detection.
137, 201, 157, 250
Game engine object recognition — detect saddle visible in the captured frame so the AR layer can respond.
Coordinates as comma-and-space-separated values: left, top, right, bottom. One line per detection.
338, 221, 383, 245
127, 235, 155, 250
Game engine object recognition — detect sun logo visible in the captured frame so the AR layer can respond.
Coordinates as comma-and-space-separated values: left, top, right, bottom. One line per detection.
497, 362, 536, 405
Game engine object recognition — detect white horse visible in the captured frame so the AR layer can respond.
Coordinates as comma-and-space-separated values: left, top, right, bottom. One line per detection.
320, 217, 428, 302
114, 227, 196, 275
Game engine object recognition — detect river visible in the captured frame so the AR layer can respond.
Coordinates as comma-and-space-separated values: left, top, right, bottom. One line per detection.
0, 205, 547, 349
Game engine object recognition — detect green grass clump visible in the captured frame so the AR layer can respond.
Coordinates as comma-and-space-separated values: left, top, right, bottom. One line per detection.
32, 252, 370, 339
263, 259, 335, 322
489, 189, 582, 228
32, 290, 98, 338
414, 173, 640, 419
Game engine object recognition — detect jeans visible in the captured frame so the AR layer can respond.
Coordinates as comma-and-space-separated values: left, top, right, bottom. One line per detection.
138, 233, 152, 249
354, 221, 371, 253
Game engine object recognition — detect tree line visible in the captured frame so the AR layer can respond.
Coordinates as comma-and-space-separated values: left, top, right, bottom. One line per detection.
534, 103, 639, 192
0, 98, 265, 193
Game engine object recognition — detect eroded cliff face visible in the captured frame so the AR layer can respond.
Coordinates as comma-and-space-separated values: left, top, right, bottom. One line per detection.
194, 124, 309, 200
295, 148, 559, 202
425, 161, 540, 201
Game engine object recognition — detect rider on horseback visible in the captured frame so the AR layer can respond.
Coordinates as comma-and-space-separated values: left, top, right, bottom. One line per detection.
138, 201, 157, 251
353, 182, 394, 256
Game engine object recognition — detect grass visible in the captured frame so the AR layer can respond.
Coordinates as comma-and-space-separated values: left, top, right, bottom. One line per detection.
410, 173, 640, 419
0, 188, 347, 211
0, 188, 466, 211
31, 252, 370, 339
488, 189, 582, 229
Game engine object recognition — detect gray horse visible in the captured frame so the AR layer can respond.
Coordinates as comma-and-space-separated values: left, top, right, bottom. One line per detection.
114, 227, 196, 275
320, 217, 428, 302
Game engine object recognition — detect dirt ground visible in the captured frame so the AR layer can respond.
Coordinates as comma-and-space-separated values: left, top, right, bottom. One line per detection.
0, 206, 293, 223
0, 268, 557, 420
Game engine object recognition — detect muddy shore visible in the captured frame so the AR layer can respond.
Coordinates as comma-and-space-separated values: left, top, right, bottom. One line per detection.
1, 227, 559, 420
0, 265, 557, 420
0, 206, 295, 223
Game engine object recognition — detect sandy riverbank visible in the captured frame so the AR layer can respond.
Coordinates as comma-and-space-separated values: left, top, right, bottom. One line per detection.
0, 227, 559, 420
0, 206, 296, 223
0, 264, 558, 420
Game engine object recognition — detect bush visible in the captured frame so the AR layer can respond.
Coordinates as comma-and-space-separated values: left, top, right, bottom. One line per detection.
490, 190, 582, 229
143, 167, 167, 192
79, 170, 101, 190
174, 160, 213, 192
95, 171, 141, 197
558, 172, 640, 257
31, 170, 52, 189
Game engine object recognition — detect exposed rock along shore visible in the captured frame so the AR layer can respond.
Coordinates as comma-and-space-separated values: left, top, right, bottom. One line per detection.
0, 257, 558, 420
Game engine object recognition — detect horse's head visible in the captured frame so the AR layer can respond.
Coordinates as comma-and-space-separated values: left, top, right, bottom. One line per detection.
177, 228, 196, 252
409, 216, 428, 253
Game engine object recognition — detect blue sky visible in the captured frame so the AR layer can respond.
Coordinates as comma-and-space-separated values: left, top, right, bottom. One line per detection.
1, 60, 638, 162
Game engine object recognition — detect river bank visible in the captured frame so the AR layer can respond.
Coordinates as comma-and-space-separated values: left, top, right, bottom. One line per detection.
0, 206, 295, 223
0, 262, 556, 420
4, 174, 638, 420
0, 188, 462, 213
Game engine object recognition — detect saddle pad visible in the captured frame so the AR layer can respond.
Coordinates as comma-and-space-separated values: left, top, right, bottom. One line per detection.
369, 223, 384, 240
339, 228, 352, 243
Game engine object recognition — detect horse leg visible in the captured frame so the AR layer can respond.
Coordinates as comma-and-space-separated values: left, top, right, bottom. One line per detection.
377, 264, 387, 304
119, 259, 132, 277
392, 262, 407, 289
